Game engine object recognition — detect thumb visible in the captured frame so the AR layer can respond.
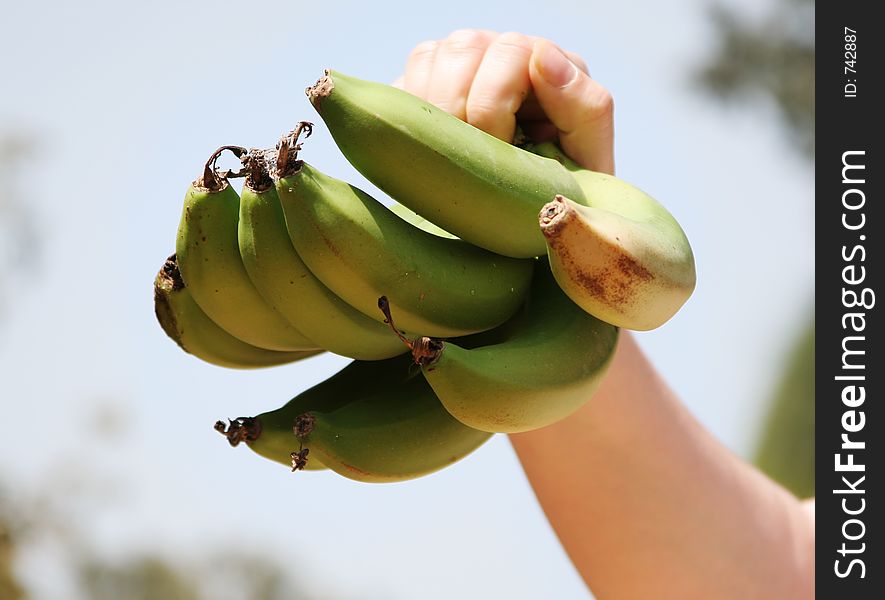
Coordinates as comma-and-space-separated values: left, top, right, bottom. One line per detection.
528, 40, 615, 174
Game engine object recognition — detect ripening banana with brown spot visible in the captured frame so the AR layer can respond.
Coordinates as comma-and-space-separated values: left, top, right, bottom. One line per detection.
307, 71, 695, 328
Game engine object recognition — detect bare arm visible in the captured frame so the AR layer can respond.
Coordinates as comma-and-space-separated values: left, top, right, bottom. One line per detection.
511, 333, 814, 598
398, 29, 815, 599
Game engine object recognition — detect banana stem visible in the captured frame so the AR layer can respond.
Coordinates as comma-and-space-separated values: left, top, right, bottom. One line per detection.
214, 417, 262, 447
242, 148, 276, 192
198, 145, 249, 191
377, 296, 444, 367
291, 413, 316, 472
275, 121, 313, 177
306, 70, 334, 106
290, 448, 310, 472
539, 195, 568, 231
377, 296, 412, 347
160, 254, 185, 292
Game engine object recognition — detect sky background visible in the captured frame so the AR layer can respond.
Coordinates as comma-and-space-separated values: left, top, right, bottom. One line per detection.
1, 0, 813, 598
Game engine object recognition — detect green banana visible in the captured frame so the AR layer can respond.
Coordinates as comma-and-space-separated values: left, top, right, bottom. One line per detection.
225, 355, 492, 482
388, 202, 457, 239
382, 262, 619, 433
236, 133, 406, 360
540, 194, 696, 330
214, 417, 327, 471
273, 143, 534, 338
154, 254, 319, 369
307, 70, 585, 258
175, 147, 317, 351
306, 72, 696, 327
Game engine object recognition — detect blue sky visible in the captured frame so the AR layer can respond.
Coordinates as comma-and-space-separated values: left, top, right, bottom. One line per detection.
1, 0, 812, 597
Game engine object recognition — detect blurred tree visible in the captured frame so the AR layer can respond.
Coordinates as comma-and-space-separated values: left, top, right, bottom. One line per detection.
197, 552, 313, 600
753, 320, 814, 498
77, 551, 316, 600
1, 515, 24, 600
2, 457, 320, 600
76, 552, 316, 600
2, 481, 321, 600
697, 0, 814, 497
697, 0, 814, 157
80, 557, 199, 600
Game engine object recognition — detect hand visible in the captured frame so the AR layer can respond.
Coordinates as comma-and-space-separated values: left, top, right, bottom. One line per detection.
394, 29, 615, 175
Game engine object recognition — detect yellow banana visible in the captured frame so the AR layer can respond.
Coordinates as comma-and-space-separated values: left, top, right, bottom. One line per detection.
540, 194, 696, 330
154, 254, 320, 369
532, 142, 696, 330
307, 71, 695, 329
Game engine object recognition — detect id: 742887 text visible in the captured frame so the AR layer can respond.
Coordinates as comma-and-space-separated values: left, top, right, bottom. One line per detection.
844, 27, 857, 98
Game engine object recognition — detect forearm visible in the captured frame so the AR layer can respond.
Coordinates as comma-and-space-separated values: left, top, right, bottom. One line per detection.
510, 333, 815, 599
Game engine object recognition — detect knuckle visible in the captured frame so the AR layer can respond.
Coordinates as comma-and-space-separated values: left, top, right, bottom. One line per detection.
594, 88, 615, 115
444, 28, 492, 52
493, 31, 533, 53
409, 40, 438, 59
471, 90, 522, 119
434, 96, 467, 119
583, 85, 614, 120
465, 96, 499, 126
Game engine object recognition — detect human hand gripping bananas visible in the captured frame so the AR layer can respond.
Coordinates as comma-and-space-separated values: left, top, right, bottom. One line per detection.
156, 30, 814, 597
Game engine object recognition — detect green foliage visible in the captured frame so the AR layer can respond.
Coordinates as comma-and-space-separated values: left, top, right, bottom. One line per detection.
697, 0, 814, 157
77, 552, 314, 600
2, 478, 318, 599
753, 318, 815, 498
0, 517, 24, 600
79, 557, 199, 600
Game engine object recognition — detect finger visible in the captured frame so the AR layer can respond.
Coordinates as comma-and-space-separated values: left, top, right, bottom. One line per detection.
425, 29, 497, 119
391, 75, 405, 90
403, 40, 439, 99
563, 50, 590, 75
529, 40, 615, 174
523, 36, 590, 75
516, 51, 588, 129
465, 32, 534, 141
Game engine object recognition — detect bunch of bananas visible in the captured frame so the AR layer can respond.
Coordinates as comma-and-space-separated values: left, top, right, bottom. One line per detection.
154, 70, 696, 483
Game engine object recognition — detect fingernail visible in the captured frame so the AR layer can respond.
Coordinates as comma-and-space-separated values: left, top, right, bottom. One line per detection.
536, 42, 577, 88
